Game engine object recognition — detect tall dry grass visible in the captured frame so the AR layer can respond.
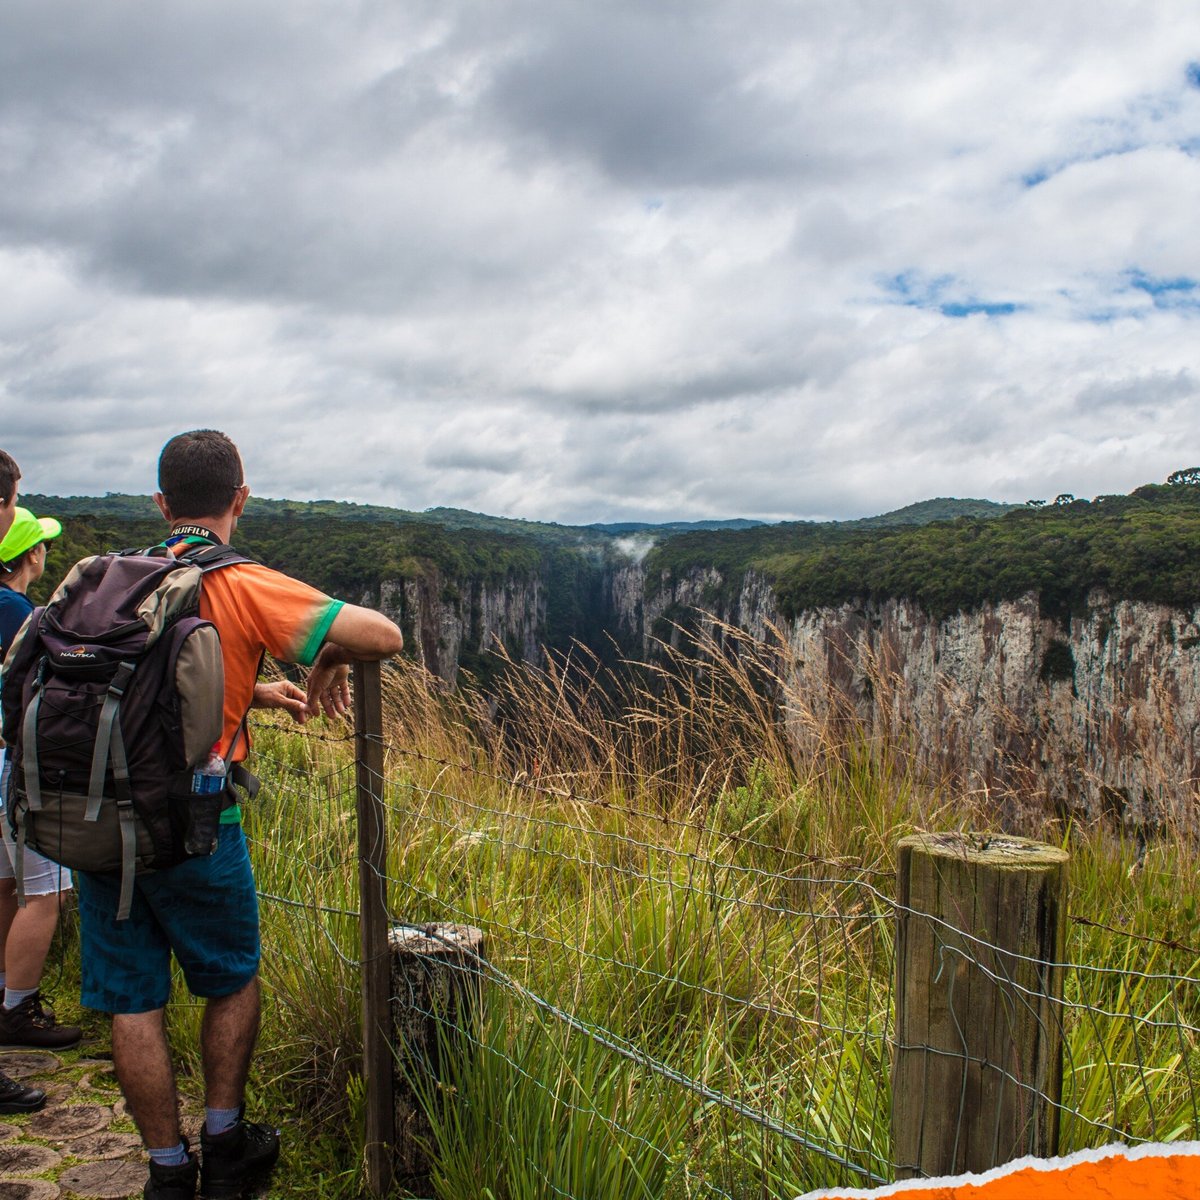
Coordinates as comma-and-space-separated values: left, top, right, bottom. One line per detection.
226, 615, 1200, 1197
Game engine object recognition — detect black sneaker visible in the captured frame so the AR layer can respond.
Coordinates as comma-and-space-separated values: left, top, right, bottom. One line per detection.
200, 1108, 280, 1199
145, 1141, 199, 1200
0, 1069, 46, 1114
0, 990, 83, 1049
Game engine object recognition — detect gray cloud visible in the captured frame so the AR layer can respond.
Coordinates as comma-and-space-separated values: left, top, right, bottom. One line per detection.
484, 5, 810, 188
2, 1, 1200, 522
1076, 369, 1198, 414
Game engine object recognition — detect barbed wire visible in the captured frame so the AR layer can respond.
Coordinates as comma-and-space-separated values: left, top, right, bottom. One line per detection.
250, 736, 1200, 965
382, 876, 893, 1041
389, 924, 891, 1186
244, 703, 1200, 1191
1069, 914, 1200, 960
392, 985, 738, 1200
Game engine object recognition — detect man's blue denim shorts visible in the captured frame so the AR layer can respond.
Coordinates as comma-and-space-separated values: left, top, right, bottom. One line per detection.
77, 824, 261, 1014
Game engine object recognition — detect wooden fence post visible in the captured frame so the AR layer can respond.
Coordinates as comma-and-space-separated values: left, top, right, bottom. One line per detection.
389, 923, 487, 1191
355, 659, 394, 1196
892, 832, 1067, 1180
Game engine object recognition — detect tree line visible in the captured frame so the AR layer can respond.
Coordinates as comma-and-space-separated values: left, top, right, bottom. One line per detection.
646, 480, 1200, 621
23, 477, 1200, 634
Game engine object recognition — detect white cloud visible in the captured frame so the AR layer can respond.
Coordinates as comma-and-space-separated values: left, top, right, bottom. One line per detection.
1, 0, 1199, 520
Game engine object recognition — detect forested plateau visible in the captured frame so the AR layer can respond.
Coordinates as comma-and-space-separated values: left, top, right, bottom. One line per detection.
22, 480, 1200, 827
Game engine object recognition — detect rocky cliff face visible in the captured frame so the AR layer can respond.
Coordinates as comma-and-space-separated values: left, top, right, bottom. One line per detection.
373, 572, 547, 684
621, 566, 1200, 829
372, 560, 637, 683
372, 559, 1200, 827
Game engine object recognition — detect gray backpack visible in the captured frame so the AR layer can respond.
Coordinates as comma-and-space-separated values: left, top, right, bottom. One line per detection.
1, 543, 257, 919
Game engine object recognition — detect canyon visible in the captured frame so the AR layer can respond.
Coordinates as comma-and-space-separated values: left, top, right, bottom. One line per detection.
373, 559, 1200, 829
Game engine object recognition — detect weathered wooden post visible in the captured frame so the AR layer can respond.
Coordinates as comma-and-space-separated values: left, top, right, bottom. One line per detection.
390, 923, 487, 1191
892, 833, 1067, 1179
355, 659, 393, 1196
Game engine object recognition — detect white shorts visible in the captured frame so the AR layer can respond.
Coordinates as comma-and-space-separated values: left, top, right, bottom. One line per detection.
0, 751, 73, 897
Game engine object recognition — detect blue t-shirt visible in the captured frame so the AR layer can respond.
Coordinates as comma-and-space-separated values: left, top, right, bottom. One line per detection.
0, 586, 33, 661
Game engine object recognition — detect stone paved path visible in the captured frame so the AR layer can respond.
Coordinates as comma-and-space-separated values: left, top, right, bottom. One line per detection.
0, 1049, 202, 1199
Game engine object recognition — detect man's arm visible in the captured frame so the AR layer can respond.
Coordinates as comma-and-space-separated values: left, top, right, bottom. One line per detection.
305, 604, 403, 717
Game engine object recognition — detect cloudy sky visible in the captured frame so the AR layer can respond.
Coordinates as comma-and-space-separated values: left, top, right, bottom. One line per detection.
2, 1, 1199, 523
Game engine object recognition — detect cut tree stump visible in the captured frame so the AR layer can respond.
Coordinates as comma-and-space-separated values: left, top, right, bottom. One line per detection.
892, 832, 1067, 1179
389, 923, 486, 1189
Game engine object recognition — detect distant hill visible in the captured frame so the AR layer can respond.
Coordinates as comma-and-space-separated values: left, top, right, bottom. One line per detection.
19, 486, 1200, 637
847, 497, 1019, 527
646, 484, 1200, 620
19, 493, 1013, 539
585, 519, 770, 535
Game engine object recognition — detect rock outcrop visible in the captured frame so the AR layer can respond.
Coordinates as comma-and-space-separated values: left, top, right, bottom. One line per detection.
372, 572, 546, 684
369, 557, 1200, 827
627, 565, 1200, 828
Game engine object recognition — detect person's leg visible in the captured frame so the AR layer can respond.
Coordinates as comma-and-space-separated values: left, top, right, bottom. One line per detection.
2, 891, 63, 988
0, 749, 18, 987
199, 976, 278, 1200
77, 869, 174, 1153
0, 760, 75, 1004
111, 1008, 181, 1148
201, 975, 260, 1109
0, 879, 53, 1109
0, 754, 15, 984
0, 878, 16, 987
0, 849, 80, 1047
152, 826, 278, 1196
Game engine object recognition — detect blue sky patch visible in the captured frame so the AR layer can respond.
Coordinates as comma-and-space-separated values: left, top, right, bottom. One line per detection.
940, 301, 1019, 318
880, 271, 1022, 318
1187, 61, 1200, 89
1127, 269, 1200, 309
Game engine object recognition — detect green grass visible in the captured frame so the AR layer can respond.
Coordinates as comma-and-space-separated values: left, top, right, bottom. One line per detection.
119, 637, 1200, 1197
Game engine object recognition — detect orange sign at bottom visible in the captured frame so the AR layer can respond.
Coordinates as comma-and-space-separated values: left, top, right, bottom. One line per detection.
799, 1143, 1200, 1200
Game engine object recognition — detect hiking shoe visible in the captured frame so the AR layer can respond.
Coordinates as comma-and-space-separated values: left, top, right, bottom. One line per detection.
200, 1108, 280, 1199
0, 991, 83, 1049
0, 1069, 46, 1114
145, 1141, 199, 1200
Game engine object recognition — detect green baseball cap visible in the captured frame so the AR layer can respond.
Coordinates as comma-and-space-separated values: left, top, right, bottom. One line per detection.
0, 507, 62, 565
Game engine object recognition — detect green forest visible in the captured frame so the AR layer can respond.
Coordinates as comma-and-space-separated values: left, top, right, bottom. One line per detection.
646, 480, 1200, 620
21, 480, 1200, 635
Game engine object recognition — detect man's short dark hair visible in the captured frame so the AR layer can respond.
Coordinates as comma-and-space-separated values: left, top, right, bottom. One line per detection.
158, 430, 244, 518
0, 450, 20, 505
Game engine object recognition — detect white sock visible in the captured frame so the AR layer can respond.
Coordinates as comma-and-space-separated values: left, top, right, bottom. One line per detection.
2, 985, 36, 1010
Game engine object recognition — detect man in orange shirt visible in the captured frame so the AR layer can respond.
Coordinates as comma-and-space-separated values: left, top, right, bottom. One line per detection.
76, 430, 403, 1200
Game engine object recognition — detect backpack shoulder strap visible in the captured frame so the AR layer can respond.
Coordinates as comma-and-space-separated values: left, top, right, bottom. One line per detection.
111, 546, 172, 559
179, 541, 262, 795
176, 542, 258, 573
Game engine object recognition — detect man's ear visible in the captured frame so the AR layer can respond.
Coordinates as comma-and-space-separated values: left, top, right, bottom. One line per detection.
153, 492, 172, 522
231, 484, 249, 519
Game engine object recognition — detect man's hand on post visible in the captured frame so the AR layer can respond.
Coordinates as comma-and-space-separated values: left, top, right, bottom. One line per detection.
305, 646, 353, 718
301, 606, 403, 719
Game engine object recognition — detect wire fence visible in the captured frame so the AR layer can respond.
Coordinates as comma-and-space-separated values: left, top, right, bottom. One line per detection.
242, 665, 1200, 1198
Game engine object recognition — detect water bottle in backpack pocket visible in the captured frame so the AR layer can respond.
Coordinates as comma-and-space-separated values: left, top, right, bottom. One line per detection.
183, 748, 228, 856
